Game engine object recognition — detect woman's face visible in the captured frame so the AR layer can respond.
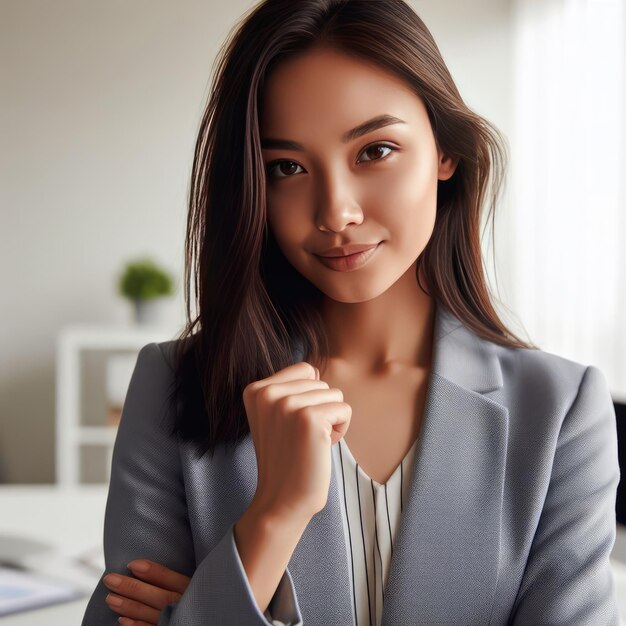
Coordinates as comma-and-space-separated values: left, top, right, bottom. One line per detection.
259, 46, 457, 303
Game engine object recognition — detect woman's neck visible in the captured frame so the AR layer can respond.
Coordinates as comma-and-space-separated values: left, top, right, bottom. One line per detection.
318, 264, 436, 377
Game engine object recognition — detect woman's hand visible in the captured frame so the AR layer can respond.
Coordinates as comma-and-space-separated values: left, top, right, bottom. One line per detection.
103, 560, 191, 625
244, 361, 352, 520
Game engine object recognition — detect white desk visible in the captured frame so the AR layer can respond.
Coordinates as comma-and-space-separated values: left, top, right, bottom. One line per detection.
0, 485, 626, 625
0, 485, 107, 624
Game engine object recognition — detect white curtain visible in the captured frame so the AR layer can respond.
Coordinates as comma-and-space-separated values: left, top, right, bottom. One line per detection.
510, 0, 626, 401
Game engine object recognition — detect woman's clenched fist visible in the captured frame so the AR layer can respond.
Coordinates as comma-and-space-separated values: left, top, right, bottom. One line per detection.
243, 361, 352, 522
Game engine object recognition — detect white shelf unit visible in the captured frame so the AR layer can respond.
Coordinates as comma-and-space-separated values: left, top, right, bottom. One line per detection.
55, 325, 180, 486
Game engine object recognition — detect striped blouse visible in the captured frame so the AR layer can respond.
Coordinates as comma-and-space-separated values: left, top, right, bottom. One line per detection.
264, 436, 419, 626
334, 436, 420, 626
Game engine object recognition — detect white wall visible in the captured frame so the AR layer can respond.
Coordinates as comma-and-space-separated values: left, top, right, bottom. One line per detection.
0, 0, 515, 483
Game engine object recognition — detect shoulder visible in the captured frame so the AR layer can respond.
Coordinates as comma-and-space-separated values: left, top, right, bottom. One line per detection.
130, 339, 190, 391
435, 307, 595, 410
118, 337, 217, 455
497, 342, 588, 388
129, 341, 175, 385
122, 338, 197, 391
152, 336, 197, 371
489, 341, 612, 432
482, 341, 618, 511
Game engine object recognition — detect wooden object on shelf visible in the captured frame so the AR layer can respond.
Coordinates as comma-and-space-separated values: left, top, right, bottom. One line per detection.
105, 406, 122, 428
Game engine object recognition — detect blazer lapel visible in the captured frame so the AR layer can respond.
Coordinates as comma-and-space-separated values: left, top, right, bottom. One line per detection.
380, 303, 508, 624
282, 302, 508, 624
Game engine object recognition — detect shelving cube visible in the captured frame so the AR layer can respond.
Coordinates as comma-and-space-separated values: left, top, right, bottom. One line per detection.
55, 325, 179, 486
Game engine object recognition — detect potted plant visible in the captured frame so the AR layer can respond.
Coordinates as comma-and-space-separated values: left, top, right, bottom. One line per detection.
118, 257, 174, 324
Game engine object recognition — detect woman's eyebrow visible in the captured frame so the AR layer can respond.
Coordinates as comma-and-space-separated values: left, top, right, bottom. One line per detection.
260, 114, 406, 151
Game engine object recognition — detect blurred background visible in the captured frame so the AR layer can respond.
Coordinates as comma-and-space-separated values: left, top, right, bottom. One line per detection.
0, 0, 625, 622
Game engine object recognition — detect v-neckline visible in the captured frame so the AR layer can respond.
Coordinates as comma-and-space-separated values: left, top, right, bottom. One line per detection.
339, 436, 419, 488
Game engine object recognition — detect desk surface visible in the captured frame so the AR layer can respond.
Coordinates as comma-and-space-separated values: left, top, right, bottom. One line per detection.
0, 484, 625, 625
0, 485, 107, 624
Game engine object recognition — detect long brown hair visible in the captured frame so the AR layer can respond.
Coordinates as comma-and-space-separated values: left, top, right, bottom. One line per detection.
164, 0, 538, 460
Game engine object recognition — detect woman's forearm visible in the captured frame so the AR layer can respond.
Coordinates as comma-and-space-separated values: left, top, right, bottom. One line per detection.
233, 501, 311, 616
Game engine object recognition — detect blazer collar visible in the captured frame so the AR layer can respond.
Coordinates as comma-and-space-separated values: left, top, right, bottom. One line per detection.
431, 301, 504, 394
285, 300, 509, 624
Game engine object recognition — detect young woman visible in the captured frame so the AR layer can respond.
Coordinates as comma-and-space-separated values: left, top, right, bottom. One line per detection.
82, 1, 621, 624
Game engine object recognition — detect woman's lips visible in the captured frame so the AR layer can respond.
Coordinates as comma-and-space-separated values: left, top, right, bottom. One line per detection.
314, 243, 381, 271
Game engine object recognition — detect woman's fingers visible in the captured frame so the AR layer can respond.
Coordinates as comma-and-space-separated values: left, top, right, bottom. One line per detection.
119, 618, 156, 626
104, 589, 163, 624
126, 560, 191, 595
103, 574, 182, 618
102, 561, 190, 622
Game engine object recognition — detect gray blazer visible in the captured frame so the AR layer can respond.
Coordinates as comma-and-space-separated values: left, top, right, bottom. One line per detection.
81, 304, 622, 625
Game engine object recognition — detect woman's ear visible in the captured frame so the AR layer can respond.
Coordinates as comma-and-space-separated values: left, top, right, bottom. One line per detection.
437, 150, 459, 181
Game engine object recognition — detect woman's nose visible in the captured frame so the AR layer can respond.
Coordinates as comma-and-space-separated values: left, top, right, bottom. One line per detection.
314, 176, 364, 232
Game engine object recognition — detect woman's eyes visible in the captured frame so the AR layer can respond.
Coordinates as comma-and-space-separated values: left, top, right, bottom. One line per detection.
265, 143, 397, 180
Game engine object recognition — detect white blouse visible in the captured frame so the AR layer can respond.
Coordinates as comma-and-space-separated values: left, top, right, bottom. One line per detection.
264, 436, 419, 626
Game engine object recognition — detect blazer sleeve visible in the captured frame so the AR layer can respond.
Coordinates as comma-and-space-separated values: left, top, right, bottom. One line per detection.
80, 342, 304, 626
510, 365, 622, 625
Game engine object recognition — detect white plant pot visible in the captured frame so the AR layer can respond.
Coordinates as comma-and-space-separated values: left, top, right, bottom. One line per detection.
133, 297, 167, 325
